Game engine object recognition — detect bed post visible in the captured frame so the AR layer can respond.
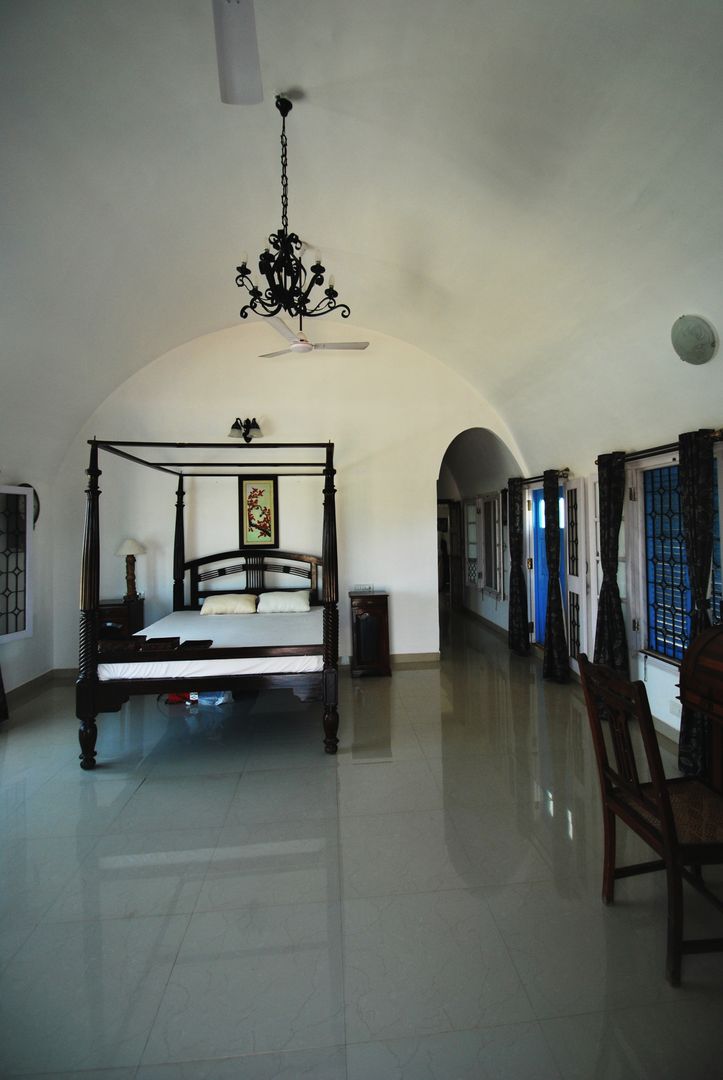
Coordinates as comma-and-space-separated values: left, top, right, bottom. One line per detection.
322, 442, 339, 753
76, 440, 101, 769
173, 474, 185, 611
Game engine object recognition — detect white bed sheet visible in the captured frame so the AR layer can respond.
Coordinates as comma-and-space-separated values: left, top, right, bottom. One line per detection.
98, 608, 324, 682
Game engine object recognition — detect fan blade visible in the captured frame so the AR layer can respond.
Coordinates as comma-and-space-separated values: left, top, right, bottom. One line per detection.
267, 316, 299, 343
312, 342, 370, 351
259, 348, 292, 358
212, 0, 263, 105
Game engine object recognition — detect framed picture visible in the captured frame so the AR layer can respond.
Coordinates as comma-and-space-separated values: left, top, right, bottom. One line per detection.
239, 477, 278, 548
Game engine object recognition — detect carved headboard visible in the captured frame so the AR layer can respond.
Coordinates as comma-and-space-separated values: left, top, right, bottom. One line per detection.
181, 549, 322, 610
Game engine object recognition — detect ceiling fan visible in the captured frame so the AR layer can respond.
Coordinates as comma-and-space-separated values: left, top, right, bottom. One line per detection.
259, 317, 369, 358
212, 0, 263, 105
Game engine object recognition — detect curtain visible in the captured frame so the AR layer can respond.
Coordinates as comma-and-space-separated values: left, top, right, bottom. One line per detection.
677, 429, 715, 776
542, 470, 569, 681
507, 477, 529, 655
593, 452, 630, 676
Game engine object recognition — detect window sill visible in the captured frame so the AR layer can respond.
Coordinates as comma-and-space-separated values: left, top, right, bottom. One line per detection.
638, 649, 681, 671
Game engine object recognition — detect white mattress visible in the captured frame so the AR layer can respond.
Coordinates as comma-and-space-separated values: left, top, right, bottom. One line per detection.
98, 608, 324, 681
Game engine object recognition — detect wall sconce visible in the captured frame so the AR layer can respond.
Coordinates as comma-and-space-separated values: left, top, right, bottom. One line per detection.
115, 538, 146, 601
229, 417, 262, 442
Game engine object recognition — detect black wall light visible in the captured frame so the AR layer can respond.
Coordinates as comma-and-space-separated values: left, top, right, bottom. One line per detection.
229, 417, 262, 442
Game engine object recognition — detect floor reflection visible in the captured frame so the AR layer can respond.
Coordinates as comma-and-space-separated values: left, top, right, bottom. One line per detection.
0, 612, 721, 1078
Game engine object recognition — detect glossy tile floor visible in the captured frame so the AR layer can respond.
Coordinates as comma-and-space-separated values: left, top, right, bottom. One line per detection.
1, 614, 722, 1079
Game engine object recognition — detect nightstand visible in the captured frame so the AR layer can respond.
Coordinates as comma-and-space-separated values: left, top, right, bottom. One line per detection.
98, 597, 145, 640
349, 591, 391, 677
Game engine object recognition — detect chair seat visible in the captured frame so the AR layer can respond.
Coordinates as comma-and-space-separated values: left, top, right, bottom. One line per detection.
616, 778, 723, 846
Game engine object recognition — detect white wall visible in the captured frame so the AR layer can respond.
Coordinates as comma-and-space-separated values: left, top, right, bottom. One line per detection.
52, 323, 525, 669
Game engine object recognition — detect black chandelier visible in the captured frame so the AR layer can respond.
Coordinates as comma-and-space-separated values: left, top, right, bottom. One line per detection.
235, 96, 350, 324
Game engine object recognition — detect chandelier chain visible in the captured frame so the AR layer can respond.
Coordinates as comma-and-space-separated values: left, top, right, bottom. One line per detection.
280, 114, 288, 234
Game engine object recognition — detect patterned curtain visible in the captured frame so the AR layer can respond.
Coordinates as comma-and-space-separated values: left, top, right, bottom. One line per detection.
593, 452, 630, 676
542, 470, 569, 681
507, 477, 529, 655
677, 429, 714, 775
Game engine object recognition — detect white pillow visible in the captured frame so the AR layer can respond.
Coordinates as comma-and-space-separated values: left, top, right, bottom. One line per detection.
257, 590, 310, 614
200, 593, 257, 615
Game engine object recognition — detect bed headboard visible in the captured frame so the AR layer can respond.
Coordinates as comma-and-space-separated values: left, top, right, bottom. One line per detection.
181, 549, 322, 610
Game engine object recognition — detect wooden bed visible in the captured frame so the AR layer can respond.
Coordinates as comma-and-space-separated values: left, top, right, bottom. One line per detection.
76, 439, 339, 769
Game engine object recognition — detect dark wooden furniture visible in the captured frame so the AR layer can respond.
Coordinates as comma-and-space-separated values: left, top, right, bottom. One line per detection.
579, 654, 723, 986
98, 597, 145, 641
678, 623, 723, 794
76, 440, 339, 768
349, 591, 390, 677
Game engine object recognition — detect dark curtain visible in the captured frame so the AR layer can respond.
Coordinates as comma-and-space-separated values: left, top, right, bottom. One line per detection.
542, 470, 569, 681
507, 477, 529, 655
593, 452, 630, 676
678, 429, 715, 775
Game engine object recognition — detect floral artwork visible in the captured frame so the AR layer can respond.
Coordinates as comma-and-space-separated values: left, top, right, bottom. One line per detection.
239, 477, 278, 547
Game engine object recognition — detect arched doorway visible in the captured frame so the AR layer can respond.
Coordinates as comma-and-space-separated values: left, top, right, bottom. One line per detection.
437, 428, 522, 628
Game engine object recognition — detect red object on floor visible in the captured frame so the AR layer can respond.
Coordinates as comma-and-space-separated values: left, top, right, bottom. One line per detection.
165, 692, 190, 704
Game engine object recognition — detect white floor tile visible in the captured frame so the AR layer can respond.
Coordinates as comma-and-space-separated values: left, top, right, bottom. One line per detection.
142, 903, 345, 1063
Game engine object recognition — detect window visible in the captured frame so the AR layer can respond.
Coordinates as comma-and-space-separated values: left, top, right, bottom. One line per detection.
481, 493, 502, 596
0, 485, 33, 641
464, 500, 478, 585
641, 463, 720, 661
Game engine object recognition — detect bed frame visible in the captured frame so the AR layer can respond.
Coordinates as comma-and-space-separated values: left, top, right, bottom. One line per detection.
76, 440, 339, 769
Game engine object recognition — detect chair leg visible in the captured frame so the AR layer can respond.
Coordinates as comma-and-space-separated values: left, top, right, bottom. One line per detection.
602, 808, 616, 904
665, 863, 683, 987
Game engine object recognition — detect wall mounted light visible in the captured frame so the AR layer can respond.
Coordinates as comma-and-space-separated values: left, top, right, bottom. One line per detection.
115, 538, 146, 601
671, 314, 718, 365
229, 417, 262, 442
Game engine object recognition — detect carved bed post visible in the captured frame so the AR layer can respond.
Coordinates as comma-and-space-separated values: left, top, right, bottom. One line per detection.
321, 442, 339, 753
76, 441, 101, 769
173, 474, 185, 611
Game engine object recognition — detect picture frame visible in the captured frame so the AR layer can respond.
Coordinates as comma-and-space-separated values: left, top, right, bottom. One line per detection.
239, 477, 279, 548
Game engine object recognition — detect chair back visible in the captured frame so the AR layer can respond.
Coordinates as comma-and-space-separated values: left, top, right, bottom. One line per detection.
578, 655, 677, 847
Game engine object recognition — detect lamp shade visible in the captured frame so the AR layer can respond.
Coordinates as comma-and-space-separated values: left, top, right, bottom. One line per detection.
115, 538, 146, 557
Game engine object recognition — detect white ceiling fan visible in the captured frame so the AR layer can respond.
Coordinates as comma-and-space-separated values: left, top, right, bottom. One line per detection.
259, 317, 369, 358
212, 0, 263, 105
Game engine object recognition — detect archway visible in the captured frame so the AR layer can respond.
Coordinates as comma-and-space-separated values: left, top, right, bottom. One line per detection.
437, 428, 523, 630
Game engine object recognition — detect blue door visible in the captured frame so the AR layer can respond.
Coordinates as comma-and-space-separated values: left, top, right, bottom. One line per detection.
532, 488, 566, 645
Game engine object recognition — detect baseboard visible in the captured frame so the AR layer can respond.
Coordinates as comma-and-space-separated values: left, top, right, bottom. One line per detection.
340, 654, 440, 669
460, 607, 507, 641
6, 668, 76, 707
391, 653, 440, 668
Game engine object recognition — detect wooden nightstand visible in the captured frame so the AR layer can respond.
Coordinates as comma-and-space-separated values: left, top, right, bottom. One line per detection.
349, 591, 391, 677
98, 597, 145, 640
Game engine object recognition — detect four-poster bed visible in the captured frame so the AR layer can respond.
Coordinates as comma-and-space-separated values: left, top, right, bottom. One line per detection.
76, 439, 339, 769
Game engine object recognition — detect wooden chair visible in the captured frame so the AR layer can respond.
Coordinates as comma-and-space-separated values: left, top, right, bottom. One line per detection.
578, 654, 723, 985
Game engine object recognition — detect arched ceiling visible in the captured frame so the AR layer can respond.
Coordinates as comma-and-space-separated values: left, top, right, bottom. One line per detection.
3, 0, 723, 479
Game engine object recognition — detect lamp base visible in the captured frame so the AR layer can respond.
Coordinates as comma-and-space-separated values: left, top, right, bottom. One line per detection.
124, 554, 138, 601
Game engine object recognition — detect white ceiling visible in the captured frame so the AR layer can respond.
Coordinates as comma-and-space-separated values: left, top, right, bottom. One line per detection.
3, 0, 723, 479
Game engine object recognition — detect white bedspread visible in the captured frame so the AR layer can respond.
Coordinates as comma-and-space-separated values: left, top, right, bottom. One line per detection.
98, 608, 324, 681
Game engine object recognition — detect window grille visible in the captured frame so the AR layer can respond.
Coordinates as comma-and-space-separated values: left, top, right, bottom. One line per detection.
568, 591, 580, 660
643, 465, 721, 661
567, 487, 579, 577
0, 488, 31, 639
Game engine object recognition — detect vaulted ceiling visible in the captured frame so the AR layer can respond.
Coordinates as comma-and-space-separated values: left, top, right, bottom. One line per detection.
3, 0, 723, 478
